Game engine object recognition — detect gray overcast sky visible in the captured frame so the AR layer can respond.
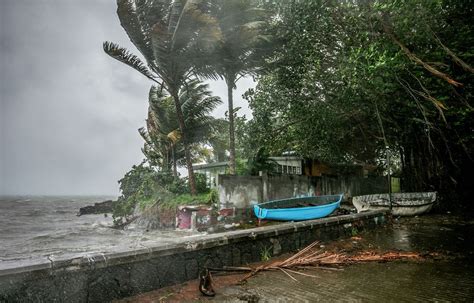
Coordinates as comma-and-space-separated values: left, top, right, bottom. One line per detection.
0, 0, 254, 196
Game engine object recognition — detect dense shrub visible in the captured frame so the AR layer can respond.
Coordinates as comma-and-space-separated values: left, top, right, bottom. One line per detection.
113, 164, 212, 226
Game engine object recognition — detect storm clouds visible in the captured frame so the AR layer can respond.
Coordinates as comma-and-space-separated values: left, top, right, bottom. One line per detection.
0, 0, 253, 195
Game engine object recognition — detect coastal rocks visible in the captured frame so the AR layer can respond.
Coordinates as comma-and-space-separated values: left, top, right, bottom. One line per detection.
77, 200, 116, 216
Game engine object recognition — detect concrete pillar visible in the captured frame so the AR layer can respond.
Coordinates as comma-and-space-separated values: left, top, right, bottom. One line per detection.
261, 172, 269, 202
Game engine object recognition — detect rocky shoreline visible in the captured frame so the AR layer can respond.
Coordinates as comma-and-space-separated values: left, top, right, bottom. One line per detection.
76, 200, 116, 216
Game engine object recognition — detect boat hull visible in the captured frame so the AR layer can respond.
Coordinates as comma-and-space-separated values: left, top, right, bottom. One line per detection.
352, 192, 436, 216
253, 194, 342, 221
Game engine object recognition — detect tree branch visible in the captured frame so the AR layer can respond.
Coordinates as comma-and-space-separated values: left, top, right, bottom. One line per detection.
381, 17, 462, 87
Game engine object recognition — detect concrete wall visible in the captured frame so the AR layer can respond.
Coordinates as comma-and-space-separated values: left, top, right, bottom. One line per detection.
219, 173, 387, 209
218, 175, 263, 208
317, 175, 388, 199
0, 211, 387, 303
265, 174, 316, 201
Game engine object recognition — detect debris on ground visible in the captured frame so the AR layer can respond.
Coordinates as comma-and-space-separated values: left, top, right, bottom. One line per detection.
200, 240, 440, 289
198, 268, 215, 297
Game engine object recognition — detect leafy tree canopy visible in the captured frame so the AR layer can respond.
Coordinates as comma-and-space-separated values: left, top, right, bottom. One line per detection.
244, 0, 473, 206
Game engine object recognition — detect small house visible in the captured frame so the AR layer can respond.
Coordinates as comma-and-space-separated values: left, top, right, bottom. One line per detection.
193, 161, 228, 188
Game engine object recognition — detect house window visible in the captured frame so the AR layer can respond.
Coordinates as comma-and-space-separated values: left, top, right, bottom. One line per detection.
277, 165, 302, 175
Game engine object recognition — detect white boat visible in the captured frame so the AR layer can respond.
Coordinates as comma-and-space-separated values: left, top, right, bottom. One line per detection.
352, 192, 437, 216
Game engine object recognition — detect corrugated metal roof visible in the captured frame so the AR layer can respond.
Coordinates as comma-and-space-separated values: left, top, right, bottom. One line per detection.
193, 161, 229, 170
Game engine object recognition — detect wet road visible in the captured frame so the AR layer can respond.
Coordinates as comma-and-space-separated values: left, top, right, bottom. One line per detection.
214, 215, 474, 302
217, 259, 474, 302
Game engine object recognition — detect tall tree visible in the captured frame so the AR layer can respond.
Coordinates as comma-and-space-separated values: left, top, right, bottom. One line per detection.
208, 0, 269, 174
140, 79, 222, 176
104, 0, 221, 194
245, 0, 473, 207
139, 86, 177, 173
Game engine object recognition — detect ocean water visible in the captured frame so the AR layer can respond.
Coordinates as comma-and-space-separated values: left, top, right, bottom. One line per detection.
0, 196, 201, 270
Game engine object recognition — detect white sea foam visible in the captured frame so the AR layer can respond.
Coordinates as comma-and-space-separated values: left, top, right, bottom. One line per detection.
0, 196, 198, 269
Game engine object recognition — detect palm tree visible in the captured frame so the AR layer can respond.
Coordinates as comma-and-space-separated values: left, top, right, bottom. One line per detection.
104, 0, 221, 194
140, 79, 222, 178
139, 86, 176, 172
207, 118, 230, 162
208, 0, 269, 174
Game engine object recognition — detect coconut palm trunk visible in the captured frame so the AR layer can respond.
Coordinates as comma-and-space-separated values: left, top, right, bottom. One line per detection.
206, 1, 270, 174
226, 76, 237, 174
172, 145, 178, 177
171, 91, 197, 195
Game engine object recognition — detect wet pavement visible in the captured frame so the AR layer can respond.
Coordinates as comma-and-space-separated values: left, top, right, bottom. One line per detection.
120, 214, 474, 302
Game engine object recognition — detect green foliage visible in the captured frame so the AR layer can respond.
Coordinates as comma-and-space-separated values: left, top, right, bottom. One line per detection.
194, 173, 209, 194
245, 147, 277, 176
158, 193, 211, 210
140, 79, 222, 176
207, 118, 230, 162
260, 246, 272, 262
113, 163, 162, 225
208, 188, 219, 204
206, 0, 272, 173
105, 0, 223, 195
162, 174, 188, 195
106, 0, 472, 209
351, 227, 359, 237
113, 163, 214, 225
243, 0, 473, 207
235, 158, 250, 175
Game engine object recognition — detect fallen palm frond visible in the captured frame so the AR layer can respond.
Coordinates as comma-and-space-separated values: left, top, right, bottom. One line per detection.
198, 241, 436, 297
348, 251, 424, 262
201, 239, 437, 298
233, 240, 434, 282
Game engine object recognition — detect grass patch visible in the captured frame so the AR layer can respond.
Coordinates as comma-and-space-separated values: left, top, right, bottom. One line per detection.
158, 192, 211, 209
136, 189, 215, 211
260, 246, 272, 261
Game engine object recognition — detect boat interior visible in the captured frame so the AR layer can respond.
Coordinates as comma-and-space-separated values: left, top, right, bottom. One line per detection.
259, 195, 342, 209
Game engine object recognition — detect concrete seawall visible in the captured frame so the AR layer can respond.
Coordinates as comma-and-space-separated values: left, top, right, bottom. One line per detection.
0, 211, 387, 302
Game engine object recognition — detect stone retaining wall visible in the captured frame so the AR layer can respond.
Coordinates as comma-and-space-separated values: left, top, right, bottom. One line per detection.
0, 211, 387, 302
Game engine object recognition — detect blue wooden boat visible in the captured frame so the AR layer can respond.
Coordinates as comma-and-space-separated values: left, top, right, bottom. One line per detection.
253, 194, 343, 221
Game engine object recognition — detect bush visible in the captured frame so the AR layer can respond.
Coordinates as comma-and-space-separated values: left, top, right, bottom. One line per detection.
113, 163, 161, 225
113, 164, 212, 226
195, 173, 209, 194
167, 179, 187, 194
208, 188, 218, 204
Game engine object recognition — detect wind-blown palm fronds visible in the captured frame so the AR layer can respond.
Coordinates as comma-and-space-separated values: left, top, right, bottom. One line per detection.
103, 41, 157, 82
206, 0, 271, 174
139, 79, 222, 175
104, 0, 223, 194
